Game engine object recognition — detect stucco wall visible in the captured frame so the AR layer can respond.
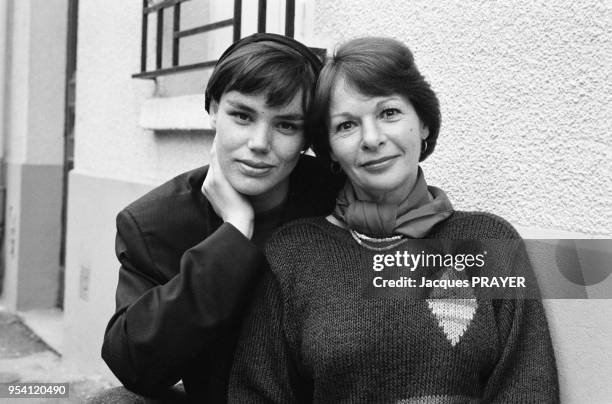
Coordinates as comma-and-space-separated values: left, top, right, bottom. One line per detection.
313, 0, 610, 237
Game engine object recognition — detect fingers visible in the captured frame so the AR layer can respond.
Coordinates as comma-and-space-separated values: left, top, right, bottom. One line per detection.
201, 136, 254, 238
208, 138, 217, 171
202, 137, 219, 197
210, 136, 217, 160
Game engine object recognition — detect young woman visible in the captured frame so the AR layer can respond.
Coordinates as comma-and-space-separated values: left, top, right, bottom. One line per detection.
229, 37, 559, 403
101, 33, 341, 402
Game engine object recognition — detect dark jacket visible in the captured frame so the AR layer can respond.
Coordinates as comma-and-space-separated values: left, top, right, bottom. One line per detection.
102, 155, 341, 402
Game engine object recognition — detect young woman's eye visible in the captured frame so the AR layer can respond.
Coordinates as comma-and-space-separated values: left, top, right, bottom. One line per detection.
278, 122, 300, 132
381, 108, 400, 119
335, 121, 354, 132
230, 112, 251, 123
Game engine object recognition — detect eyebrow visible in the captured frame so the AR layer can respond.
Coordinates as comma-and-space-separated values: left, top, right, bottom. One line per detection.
330, 112, 350, 120
330, 97, 402, 120
226, 100, 304, 120
376, 97, 401, 107
226, 100, 258, 114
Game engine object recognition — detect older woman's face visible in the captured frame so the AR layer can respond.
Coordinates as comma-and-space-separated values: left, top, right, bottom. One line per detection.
328, 79, 429, 204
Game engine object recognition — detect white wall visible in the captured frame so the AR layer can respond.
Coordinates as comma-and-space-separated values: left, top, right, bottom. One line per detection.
313, 0, 610, 237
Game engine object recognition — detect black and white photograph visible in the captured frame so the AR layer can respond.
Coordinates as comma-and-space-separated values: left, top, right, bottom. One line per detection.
0, 0, 609, 403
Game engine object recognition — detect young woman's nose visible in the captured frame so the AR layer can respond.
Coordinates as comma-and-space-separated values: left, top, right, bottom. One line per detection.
247, 123, 272, 153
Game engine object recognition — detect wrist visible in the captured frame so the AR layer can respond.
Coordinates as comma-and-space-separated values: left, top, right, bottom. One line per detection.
227, 216, 254, 239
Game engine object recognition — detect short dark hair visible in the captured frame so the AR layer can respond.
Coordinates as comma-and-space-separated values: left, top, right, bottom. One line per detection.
312, 37, 441, 162
205, 39, 321, 147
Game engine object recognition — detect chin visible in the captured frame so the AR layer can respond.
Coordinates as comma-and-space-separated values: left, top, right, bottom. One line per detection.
361, 180, 405, 195
228, 175, 274, 196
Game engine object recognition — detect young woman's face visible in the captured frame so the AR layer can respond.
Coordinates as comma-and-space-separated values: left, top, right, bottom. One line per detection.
328, 79, 429, 204
210, 90, 305, 208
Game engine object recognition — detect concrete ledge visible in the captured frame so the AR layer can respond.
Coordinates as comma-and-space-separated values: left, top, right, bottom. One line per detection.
139, 95, 212, 131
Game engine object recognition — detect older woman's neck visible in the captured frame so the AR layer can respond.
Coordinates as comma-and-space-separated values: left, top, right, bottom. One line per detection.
354, 178, 417, 206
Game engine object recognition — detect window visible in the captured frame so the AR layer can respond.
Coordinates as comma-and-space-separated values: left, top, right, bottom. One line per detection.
135, 0, 323, 130
134, 0, 322, 81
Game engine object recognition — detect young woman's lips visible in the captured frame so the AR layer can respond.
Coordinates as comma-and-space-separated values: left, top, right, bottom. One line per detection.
360, 155, 399, 171
237, 159, 276, 177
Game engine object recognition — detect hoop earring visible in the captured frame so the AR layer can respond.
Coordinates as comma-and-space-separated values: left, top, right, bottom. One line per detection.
421, 139, 428, 154
330, 161, 343, 174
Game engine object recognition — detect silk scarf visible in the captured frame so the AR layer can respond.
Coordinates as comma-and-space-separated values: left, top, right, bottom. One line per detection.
333, 167, 454, 238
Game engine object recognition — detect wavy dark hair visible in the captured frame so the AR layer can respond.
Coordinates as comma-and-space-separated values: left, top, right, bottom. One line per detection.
312, 37, 441, 164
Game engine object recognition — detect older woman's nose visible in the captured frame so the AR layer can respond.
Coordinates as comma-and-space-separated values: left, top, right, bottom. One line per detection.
360, 120, 385, 150
247, 123, 272, 153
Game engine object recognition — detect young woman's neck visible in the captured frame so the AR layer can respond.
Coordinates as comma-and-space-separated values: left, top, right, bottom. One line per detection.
248, 179, 290, 214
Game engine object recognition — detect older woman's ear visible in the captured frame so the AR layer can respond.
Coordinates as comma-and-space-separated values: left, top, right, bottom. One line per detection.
420, 123, 430, 140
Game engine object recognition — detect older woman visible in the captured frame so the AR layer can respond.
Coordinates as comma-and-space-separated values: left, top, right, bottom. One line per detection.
229, 37, 559, 403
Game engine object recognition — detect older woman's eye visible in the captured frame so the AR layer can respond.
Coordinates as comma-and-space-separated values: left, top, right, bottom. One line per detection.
336, 121, 354, 132
381, 108, 400, 119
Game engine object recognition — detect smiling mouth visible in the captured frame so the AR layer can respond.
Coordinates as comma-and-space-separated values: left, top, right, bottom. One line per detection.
236, 159, 276, 177
238, 159, 275, 169
360, 155, 399, 168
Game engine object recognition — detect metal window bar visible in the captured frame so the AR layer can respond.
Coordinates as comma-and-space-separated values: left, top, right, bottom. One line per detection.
134, 0, 323, 79
285, 0, 294, 37
156, 7, 164, 69
257, 0, 266, 33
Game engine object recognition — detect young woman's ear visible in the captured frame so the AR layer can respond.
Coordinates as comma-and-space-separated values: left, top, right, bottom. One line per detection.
208, 100, 219, 130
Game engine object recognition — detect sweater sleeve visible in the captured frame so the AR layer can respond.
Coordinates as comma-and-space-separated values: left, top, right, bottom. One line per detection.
102, 209, 265, 396
482, 240, 560, 403
228, 271, 310, 403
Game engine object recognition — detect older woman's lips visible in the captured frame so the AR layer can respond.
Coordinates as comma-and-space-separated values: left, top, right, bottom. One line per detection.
237, 159, 276, 177
360, 155, 399, 171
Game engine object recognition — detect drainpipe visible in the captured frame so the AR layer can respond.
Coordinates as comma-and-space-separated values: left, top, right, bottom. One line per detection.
0, 0, 10, 253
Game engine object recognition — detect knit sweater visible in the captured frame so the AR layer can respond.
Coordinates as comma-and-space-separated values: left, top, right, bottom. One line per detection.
229, 212, 559, 403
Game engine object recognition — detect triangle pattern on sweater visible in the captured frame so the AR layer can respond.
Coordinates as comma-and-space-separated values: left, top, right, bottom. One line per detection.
426, 270, 477, 346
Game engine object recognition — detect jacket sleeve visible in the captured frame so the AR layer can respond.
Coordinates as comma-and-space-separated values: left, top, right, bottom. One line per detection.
228, 271, 310, 403
102, 209, 265, 396
482, 240, 560, 403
